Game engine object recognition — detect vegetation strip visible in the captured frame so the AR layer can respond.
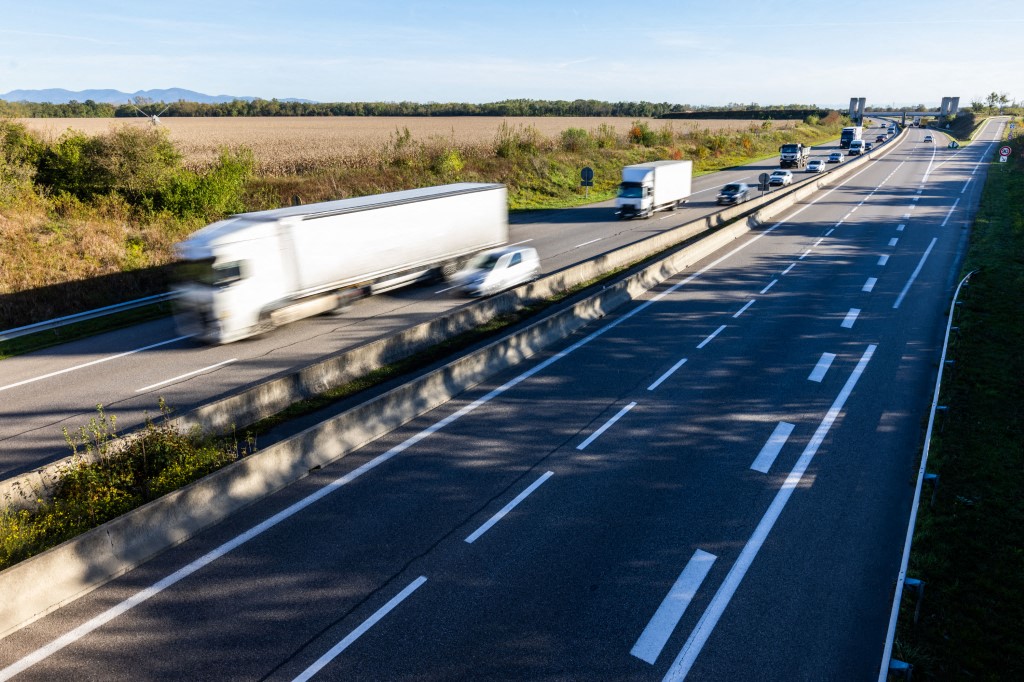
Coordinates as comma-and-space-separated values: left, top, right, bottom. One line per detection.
893, 118, 1023, 678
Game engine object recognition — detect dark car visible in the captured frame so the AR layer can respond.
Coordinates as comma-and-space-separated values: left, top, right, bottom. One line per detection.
716, 182, 751, 205
876, 134, 886, 142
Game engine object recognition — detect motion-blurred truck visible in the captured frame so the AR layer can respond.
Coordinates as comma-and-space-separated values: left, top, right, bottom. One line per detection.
172, 183, 508, 343
616, 160, 692, 219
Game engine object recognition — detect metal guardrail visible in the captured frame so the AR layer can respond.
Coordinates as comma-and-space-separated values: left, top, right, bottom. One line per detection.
0, 292, 175, 343
877, 269, 977, 680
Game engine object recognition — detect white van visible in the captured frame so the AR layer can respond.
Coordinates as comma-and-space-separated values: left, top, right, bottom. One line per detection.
848, 139, 867, 155
452, 246, 541, 297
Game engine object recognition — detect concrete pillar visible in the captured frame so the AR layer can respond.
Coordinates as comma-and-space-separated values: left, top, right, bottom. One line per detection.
950, 97, 960, 115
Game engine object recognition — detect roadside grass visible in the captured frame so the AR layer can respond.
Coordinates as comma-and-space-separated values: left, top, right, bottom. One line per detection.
893, 132, 1024, 678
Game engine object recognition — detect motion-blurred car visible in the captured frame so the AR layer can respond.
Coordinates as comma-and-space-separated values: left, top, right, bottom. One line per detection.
806, 159, 825, 173
865, 142, 874, 151
828, 151, 844, 163
768, 170, 793, 187
876, 134, 886, 142
452, 246, 541, 297
716, 182, 751, 205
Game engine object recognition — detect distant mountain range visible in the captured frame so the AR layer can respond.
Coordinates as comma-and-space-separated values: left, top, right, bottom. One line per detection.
0, 88, 314, 104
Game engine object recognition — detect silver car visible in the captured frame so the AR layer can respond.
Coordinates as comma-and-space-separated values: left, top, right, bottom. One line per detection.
452, 246, 541, 297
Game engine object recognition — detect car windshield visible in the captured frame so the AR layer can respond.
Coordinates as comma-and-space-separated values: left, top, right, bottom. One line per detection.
467, 252, 503, 271
722, 184, 740, 192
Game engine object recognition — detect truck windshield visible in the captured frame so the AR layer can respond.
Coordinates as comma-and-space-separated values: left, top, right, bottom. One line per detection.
176, 258, 245, 287
617, 185, 644, 199
780, 145, 798, 152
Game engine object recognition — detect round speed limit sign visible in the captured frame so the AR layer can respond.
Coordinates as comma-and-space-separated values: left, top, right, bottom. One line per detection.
999, 146, 1012, 156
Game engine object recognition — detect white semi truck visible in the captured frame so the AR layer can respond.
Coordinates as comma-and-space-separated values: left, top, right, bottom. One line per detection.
615, 160, 692, 219
172, 183, 508, 344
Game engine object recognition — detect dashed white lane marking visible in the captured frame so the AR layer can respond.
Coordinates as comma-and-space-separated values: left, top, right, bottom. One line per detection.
863, 277, 878, 293
841, 308, 861, 329
696, 325, 727, 349
897, 224, 905, 232
878, 255, 890, 266
136, 359, 237, 393
941, 198, 960, 227
631, 549, 717, 665
574, 237, 603, 249
648, 358, 688, 391
465, 471, 554, 543
808, 353, 837, 383
732, 300, 755, 318
759, 280, 778, 295
781, 263, 796, 275
893, 237, 938, 309
577, 402, 637, 451
750, 421, 796, 473
292, 576, 428, 682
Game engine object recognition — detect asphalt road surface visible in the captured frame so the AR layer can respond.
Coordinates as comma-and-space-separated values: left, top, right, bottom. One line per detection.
0, 137, 854, 478
0, 119, 1005, 680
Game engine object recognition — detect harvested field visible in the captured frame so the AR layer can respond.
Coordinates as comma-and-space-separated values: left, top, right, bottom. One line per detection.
15, 116, 797, 174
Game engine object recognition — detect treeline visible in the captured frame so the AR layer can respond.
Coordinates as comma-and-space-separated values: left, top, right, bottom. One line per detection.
0, 97, 826, 119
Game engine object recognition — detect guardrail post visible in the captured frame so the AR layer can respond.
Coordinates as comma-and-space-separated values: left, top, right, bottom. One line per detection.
888, 659, 913, 680
905, 578, 926, 625
924, 473, 939, 508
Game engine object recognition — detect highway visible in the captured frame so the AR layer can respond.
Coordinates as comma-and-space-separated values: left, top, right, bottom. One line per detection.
0, 119, 1004, 680
1, 140, 845, 479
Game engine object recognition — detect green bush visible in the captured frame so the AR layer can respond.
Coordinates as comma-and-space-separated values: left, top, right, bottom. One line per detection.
158, 148, 254, 218
0, 403, 247, 570
559, 127, 594, 152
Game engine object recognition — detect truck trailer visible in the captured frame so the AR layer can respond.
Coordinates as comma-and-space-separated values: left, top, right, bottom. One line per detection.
616, 160, 692, 219
839, 126, 864, 149
172, 183, 508, 344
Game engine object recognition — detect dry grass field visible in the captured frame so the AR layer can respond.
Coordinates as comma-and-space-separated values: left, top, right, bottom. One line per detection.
16, 116, 796, 173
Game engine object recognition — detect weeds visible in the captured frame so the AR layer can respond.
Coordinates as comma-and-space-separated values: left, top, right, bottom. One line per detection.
0, 402, 251, 570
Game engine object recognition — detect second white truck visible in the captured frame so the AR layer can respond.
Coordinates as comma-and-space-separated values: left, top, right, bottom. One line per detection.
172, 183, 508, 343
779, 143, 810, 168
616, 160, 692, 219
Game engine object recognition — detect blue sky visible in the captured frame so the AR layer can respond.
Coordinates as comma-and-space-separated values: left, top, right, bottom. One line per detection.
1, 0, 1020, 107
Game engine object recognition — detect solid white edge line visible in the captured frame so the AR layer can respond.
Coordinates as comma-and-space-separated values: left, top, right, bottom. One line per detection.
893, 237, 938, 309
577, 402, 637, 451
759, 280, 778, 295
509, 238, 535, 246
1, 129, 893, 679
0, 336, 193, 394
841, 309, 861, 329
664, 345, 876, 681
863, 277, 878, 293
464, 471, 553, 543
631, 549, 718, 665
807, 352, 837, 383
291, 576, 428, 682
732, 300, 755, 318
648, 358, 688, 392
136, 359, 237, 393
696, 325, 727, 350
750, 421, 796, 473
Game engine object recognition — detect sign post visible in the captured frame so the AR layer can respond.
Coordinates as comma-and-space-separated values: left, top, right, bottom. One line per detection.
580, 166, 594, 199
758, 172, 770, 195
